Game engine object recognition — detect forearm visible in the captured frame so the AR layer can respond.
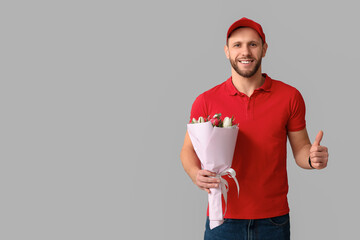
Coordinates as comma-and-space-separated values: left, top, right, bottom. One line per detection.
294, 143, 312, 169
180, 146, 202, 183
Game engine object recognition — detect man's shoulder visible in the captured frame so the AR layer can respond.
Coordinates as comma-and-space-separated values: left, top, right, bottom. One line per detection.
270, 77, 301, 95
190, 79, 230, 118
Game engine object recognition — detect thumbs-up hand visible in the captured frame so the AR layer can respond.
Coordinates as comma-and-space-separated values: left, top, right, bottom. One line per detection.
309, 130, 329, 169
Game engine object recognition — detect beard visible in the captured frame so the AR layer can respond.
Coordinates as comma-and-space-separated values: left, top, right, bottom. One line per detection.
230, 56, 262, 78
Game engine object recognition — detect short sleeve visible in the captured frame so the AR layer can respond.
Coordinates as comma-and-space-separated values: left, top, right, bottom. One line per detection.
286, 89, 306, 132
189, 94, 208, 123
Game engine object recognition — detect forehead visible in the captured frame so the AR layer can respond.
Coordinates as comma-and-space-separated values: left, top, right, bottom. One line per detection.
228, 27, 262, 43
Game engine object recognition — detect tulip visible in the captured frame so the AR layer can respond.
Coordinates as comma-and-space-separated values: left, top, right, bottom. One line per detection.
223, 117, 232, 128
210, 117, 220, 127
213, 113, 221, 119
198, 116, 205, 123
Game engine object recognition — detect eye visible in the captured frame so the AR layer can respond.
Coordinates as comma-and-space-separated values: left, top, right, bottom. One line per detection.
250, 43, 257, 47
233, 44, 240, 47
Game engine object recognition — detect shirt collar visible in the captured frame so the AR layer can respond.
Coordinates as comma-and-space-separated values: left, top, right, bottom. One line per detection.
226, 73, 272, 96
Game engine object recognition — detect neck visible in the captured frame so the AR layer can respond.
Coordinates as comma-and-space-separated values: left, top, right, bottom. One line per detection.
231, 68, 265, 97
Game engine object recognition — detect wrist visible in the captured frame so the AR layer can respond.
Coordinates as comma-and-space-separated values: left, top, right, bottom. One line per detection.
190, 167, 201, 183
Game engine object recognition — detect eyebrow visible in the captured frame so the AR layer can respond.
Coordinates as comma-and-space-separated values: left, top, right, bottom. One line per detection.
232, 40, 260, 45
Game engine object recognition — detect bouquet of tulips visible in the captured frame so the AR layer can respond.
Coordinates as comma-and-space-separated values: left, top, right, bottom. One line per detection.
191, 113, 235, 128
187, 113, 239, 230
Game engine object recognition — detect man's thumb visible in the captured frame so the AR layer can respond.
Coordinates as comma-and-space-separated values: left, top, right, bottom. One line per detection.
313, 130, 323, 146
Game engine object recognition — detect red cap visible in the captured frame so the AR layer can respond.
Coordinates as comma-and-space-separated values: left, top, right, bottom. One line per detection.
227, 17, 266, 44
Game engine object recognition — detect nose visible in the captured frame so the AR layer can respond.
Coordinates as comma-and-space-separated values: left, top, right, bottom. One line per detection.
241, 45, 251, 57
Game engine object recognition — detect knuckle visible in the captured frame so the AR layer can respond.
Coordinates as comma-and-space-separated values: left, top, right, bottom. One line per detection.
313, 162, 320, 168
312, 157, 319, 163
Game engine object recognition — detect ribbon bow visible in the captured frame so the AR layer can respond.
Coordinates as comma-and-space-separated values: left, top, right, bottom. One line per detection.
216, 168, 240, 216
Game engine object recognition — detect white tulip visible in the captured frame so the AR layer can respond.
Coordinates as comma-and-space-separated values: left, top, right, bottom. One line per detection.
192, 118, 198, 123
198, 117, 205, 123
223, 117, 232, 128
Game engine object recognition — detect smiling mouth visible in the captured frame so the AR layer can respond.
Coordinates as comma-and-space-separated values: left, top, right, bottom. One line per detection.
238, 59, 254, 64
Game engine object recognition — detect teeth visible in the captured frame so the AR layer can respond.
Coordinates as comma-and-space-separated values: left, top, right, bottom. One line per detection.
241, 61, 251, 63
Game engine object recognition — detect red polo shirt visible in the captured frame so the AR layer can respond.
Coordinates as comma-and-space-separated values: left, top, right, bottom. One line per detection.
189, 73, 306, 219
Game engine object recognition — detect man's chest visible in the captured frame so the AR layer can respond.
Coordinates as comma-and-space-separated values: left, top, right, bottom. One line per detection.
205, 93, 290, 141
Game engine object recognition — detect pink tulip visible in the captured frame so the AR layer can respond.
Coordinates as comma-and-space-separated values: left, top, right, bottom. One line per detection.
210, 118, 220, 127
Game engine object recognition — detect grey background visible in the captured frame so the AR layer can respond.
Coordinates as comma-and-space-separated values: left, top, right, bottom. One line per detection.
1, 0, 359, 239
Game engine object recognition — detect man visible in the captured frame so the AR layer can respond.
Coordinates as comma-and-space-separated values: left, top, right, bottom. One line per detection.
180, 17, 329, 240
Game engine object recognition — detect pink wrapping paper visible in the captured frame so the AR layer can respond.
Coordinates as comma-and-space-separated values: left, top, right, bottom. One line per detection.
187, 121, 239, 229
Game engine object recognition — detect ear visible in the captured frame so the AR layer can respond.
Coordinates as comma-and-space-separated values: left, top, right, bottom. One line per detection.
262, 42, 268, 58
224, 44, 230, 59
